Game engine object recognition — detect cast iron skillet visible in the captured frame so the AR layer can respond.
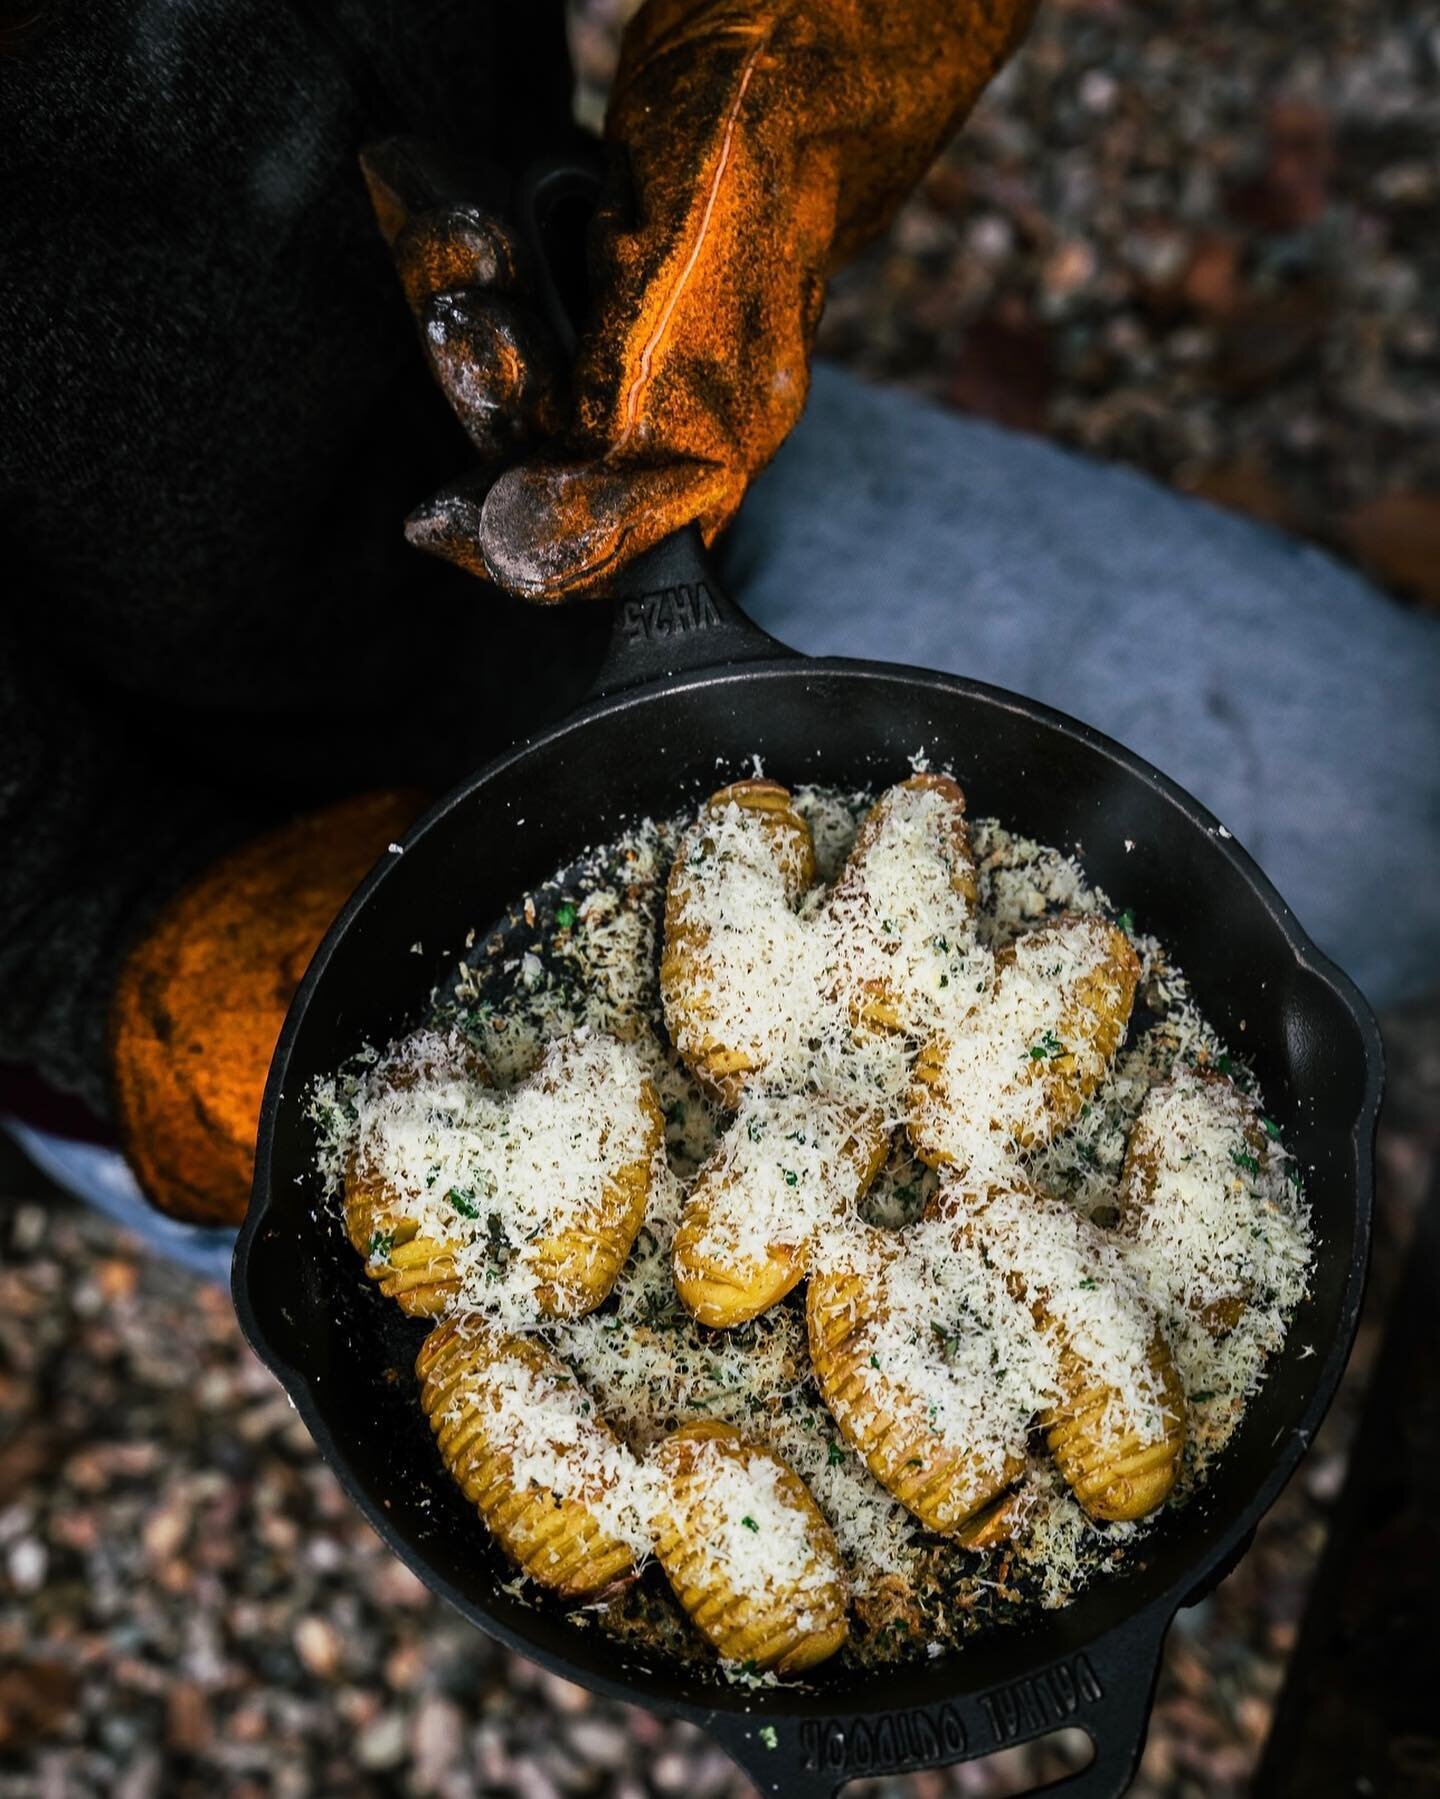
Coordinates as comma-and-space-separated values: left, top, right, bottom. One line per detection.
234, 161, 1382, 1798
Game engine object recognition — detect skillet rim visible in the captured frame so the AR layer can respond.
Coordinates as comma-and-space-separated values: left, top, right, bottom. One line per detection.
233, 650, 1381, 1734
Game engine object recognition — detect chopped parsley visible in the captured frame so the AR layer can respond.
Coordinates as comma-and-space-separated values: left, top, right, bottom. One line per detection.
447, 1186, 482, 1219
367, 1230, 394, 1260
1117, 908, 1136, 934
740, 1515, 759, 1533
1231, 1149, 1261, 1176
555, 902, 577, 928
1029, 1028, 1065, 1062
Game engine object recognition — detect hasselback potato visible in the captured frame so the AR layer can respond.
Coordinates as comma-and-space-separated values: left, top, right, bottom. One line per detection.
343, 1029, 663, 1322
416, 1319, 642, 1598
824, 773, 979, 1035
650, 1420, 849, 1674
660, 780, 815, 1107
1117, 1068, 1275, 1337
909, 914, 1141, 1169
806, 1222, 1028, 1535
930, 1181, 1186, 1524
672, 1095, 890, 1327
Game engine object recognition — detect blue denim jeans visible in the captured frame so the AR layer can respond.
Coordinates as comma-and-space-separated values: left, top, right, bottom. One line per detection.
13, 363, 1438, 1277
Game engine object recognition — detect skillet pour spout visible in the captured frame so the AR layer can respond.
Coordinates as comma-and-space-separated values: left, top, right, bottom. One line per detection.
234, 152, 1381, 1799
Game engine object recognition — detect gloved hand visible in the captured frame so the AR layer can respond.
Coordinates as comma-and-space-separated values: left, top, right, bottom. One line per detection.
370, 0, 1035, 601
109, 791, 425, 1224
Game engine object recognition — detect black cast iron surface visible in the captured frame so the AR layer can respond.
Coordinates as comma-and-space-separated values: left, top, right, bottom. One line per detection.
234, 522, 1380, 1796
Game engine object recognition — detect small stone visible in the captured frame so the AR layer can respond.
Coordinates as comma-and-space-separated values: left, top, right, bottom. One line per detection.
565, 1717, 629, 1769
293, 1616, 341, 1680
410, 1694, 464, 1786
142, 1504, 189, 1563
6, 1539, 47, 1594
356, 1712, 407, 1770
1078, 68, 1117, 112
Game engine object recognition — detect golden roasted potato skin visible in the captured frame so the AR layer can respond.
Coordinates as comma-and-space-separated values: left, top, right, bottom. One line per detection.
342, 1035, 490, 1315
909, 915, 1141, 1166
528, 1076, 666, 1318
416, 1320, 635, 1598
660, 780, 815, 1107
650, 1421, 848, 1675
930, 1182, 1186, 1524
343, 1040, 660, 1323
1042, 1333, 1187, 1522
806, 1232, 1025, 1534
672, 1106, 890, 1328
831, 773, 978, 1035
344, 1173, 460, 1316
1118, 1070, 1265, 1337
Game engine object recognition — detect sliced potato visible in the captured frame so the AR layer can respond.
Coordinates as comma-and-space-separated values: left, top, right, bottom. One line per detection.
520, 1039, 666, 1319
1118, 1069, 1271, 1337
929, 1181, 1186, 1524
344, 1031, 662, 1322
345, 1173, 460, 1317
806, 1225, 1026, 1535
672, 1097, 890, 1328
909, 914, 1141, 1168
1042, 1334, 1187, 1522
825, 772, 979, 1035
660, 780, 815, 1107
342, 1033, 491, 1316
650, 1420, 848, 1675
416, 1319, 639, 1598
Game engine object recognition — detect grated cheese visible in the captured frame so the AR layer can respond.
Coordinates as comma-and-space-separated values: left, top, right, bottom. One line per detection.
310, 779, 1315, 1674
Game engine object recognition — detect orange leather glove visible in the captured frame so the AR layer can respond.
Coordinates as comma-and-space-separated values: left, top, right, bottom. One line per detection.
377, 0, 1036, 600
109, 791, 424, 1224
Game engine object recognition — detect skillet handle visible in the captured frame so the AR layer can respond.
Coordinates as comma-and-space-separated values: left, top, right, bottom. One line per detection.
700, 1610, 1169, 1799
511, 153, 793, 699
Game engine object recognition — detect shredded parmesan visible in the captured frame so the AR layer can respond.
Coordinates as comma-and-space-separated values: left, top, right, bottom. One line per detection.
309, 779, 1315, 1673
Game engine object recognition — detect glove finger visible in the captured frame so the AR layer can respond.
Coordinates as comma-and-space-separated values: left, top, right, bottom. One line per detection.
421, 289, 567, 455
404, 471, 493, 581
393, 202, 529, 318
360, 135, 505, 248
478, 456, 736, 602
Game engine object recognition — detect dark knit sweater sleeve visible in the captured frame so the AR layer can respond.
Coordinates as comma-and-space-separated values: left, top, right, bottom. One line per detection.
0, 626, 251, 1119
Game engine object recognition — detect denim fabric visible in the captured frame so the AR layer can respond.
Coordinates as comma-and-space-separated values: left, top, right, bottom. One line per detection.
726, 365, 1440, 1014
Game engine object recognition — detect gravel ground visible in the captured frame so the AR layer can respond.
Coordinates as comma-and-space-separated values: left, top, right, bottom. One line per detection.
3, 1, 1438, 1793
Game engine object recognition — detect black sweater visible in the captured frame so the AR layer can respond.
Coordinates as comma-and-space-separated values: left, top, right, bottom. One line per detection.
0, 0, 606, 1120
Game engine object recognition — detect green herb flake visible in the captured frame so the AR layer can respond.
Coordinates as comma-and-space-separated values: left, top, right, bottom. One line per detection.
447, 1186, 482, 1219
1028, 1028, 1065, 1062
367, 1230, 395, 1261
555, 901, 577, 928
869, 1354, 881, 1370
1117, 908, 1136, 934
781, 1168, 799, 1187
827, 1440, 846, 1467
740, 1515, 759, 1533
759, 1725, 778, 1750
1231, 1149, 1261, 1176
1262, 1117, 1281, 1139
